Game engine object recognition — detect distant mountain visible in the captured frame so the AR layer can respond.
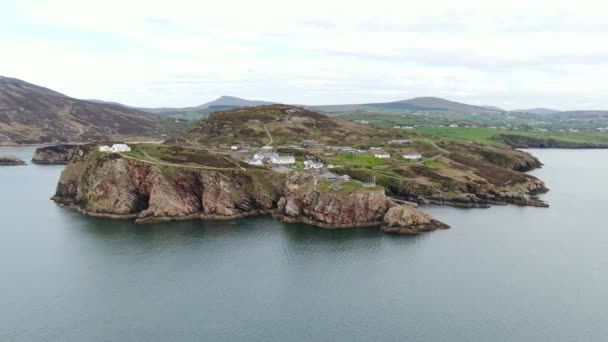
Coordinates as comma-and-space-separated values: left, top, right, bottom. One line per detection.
310, 97, 501, 114
130, 96, 276, 118
554, 110, 608, 118
515, 108, 561, 115
0, 76, 170, 144
481, 105, 505, 111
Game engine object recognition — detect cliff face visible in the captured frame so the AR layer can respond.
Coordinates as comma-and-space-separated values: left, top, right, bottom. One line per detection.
53, 146, 447, 233
32, 144, 78, 164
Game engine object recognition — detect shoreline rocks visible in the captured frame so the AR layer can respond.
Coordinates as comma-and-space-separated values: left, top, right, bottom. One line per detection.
32, 144, 78, 164
0, 155, 26, 166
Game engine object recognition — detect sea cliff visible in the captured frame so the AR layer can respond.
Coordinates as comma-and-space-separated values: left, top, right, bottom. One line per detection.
52, 145, 448, 233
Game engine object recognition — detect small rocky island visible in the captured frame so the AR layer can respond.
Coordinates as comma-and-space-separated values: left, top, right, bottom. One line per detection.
32, 144, 78, 164
52, 145, 449, 234
0, 155, 26, 165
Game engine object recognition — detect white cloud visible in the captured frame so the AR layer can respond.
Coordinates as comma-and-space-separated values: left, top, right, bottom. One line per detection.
1, 0, 608, 109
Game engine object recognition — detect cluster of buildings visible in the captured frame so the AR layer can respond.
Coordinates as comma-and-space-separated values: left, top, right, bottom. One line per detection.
98, 144, 131, 153
246, 148, 296, 166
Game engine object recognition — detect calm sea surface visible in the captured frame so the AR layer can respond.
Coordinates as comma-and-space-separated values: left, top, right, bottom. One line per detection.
0, 147, 607, 342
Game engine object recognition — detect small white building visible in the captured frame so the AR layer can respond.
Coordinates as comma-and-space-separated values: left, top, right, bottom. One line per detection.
369, 147, 382, 151
403, 153, 422, 160
110, 144, 131, 152
261, 145, 273, 150
304, 160, 324, 170
99, 144, 131, 153
389, 139, 412, 145
254, 152, 278, 160
374, 153, 391, 159
271, 156, 295, 165
230, 145, 239, 150
245, 158, 264, 165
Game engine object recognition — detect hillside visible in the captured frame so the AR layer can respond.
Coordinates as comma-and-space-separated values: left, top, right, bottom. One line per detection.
310, 97, 501, 114
515, 108, 561, 115
184, 104, 396, 147
184, 105, 548, 208
132, 96, 276, 118
0, 77, 175, 144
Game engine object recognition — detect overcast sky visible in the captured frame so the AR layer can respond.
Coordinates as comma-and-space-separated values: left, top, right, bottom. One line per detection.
2, 0, 608, 110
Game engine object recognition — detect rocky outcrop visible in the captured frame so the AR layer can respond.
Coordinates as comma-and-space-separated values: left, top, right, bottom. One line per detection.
381, 206, 449, 234
0, 155, 26, 165
52, 145, 447, 233
32, 144, 78, 164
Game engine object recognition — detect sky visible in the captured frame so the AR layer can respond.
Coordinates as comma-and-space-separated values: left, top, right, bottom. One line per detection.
2, 0, 608, 110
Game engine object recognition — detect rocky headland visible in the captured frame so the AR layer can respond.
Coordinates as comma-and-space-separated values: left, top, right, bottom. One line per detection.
0, 155, 26, 165
32, 144, 78, 164
52, 145, 449, 234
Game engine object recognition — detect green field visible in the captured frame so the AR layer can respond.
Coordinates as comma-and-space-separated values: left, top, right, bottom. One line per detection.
415, 127, 608, 147
325, 153, 390, 167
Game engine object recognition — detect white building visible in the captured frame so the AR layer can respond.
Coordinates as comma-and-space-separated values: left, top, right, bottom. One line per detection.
304, 160, 324, 170
99, 144, 131, 153
110, 144, 131, 152
389, 139, 412, 145
253, 152, 278, 160
230, 145, 239, 150
271, 156, 295, 164
369, 147, 382, 151
403, 153, 422, 160
245, 158, 263, 165
374, 153, 391, 159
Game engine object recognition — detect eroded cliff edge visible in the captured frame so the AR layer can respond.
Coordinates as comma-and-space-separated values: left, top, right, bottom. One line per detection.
51, 145, 448, 234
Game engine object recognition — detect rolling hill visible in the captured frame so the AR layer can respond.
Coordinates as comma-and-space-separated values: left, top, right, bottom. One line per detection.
514, 108, 561, 115
309, 97, 502, 114
0, 76, 173, 144
135, 96, 276, 117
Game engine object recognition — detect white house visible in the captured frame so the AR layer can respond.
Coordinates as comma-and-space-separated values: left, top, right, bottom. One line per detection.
99, 144, 131, 153
403, 153, 422, 160
110, 144, 131, 152
374, 153, 391, 159
304, 160, 324, 170
271, 156, 295, 164
369, 147, 382, 151
245, 158, 263, 165
253, 152, 278, 160
230, 145, 239, 150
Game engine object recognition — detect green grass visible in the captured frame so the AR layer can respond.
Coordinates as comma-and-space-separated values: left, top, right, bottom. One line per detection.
325, 153, 390, 167
415, 127, 608, 147
414, 127, 506, 145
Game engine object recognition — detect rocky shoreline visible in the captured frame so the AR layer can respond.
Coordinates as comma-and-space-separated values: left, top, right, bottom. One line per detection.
0, 155, 26, 166
52, 145, 450, 234
32, 144, 78, 164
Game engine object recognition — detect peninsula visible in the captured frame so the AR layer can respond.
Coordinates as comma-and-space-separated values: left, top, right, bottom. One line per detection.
52, 105, 549, 233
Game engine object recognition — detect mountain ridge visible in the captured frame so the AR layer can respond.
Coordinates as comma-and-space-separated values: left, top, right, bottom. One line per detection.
0, 76, 172, 144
